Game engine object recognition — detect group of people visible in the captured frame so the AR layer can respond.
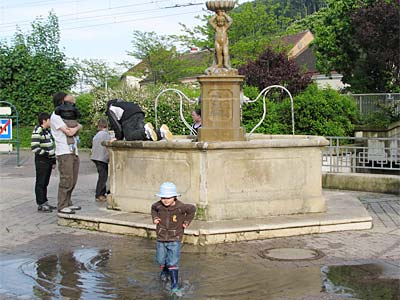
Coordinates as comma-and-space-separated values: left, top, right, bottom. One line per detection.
31, 95, 182, 213
32, 92, 82, 214
31, 93, 199, 295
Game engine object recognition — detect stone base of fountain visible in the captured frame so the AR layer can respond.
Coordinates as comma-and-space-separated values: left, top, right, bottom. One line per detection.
104, 134, 328, 221
58, 189, 372, 245
58, 135, 373, 245
197, 75, 246, 142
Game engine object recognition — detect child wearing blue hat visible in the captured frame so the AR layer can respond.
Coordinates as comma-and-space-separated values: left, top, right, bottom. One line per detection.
151, 182, 196, 295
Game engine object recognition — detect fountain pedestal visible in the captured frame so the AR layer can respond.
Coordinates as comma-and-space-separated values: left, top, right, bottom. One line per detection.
198, 75, 246, 142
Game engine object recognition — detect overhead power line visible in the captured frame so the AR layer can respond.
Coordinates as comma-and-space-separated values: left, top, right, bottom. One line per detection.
0, 0, 172, 28
162, 2, 203, 9
62, 10, 204, 31
0, 0, 206, 36
0, 8, 204, 37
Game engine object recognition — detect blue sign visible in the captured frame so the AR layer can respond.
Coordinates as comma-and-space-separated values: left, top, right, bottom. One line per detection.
0, 118, 12, 140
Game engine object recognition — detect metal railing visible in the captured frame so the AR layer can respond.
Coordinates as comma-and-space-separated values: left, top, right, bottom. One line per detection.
322, 136, 400, 173
350, 93, 400, 116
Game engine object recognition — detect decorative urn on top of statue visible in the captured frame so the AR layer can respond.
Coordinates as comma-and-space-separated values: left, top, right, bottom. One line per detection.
206, 0, 235, 12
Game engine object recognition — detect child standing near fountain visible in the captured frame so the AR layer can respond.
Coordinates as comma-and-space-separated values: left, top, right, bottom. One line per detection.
191, 109, 202, 134
151, 182, 196, 295
91, 118, 113, 202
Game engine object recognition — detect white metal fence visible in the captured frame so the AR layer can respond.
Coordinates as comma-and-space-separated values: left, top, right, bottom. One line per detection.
322, 136, 400, 173
350, 93, 400, 116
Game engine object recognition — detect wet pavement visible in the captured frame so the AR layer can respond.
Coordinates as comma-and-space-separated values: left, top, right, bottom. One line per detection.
0, 151, 399, 300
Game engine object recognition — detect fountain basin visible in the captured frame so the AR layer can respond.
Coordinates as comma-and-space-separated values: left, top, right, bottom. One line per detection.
105, 134, 328, 221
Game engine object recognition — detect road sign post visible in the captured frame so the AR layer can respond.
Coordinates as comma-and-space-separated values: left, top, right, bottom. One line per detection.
0, 101, 20, 166
0, 118, 12, 140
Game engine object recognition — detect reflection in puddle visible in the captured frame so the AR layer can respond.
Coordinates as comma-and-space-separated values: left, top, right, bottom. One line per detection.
0, 248, 398, 300
323, 264, 400, 300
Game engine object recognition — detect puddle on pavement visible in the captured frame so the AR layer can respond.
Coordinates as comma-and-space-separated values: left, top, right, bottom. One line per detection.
323, 264, 399, 300
0, 246, 398, 300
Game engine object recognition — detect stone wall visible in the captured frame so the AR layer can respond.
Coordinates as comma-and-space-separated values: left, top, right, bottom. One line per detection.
322, 173, 400, 195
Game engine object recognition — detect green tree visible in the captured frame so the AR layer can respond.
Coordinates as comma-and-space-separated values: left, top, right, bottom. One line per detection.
0, 13, 76, 125
267, 0, 327, 19
228, 0, 291, 66
350, 0, 400, 92
128, 30, 184, 83
285, 8, 327, 34
177, 0, 292, 67
312, 0, 399, 92
73, 58, 119, 91
238, 47, 312, 96
128, 30, 213, 83
312, 0, 361, 82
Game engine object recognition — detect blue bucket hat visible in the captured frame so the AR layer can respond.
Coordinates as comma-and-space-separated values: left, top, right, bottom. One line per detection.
156, 182, 181, 198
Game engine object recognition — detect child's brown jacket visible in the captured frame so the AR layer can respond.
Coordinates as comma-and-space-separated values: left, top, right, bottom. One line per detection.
151, 200, 196, 242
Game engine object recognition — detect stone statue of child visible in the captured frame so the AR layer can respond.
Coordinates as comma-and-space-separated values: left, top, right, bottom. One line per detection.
209, 10, 233, 69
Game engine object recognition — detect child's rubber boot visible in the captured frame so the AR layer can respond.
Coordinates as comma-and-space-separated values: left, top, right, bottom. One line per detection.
171, 287, 183, 297
159, 265, 169, 282
169, 269, 182, 296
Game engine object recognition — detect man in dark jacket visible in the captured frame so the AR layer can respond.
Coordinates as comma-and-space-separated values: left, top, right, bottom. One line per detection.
106, 99, 173, 141
106, 99, 158, 141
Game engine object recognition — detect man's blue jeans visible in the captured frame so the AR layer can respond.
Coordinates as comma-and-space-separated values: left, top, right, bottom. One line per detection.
156, 241, 181, 268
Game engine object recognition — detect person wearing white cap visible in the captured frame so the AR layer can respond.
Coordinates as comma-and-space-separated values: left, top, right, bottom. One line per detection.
151, 182, 196, 296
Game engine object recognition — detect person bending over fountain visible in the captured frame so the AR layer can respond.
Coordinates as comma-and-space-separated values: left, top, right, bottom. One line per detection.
106, 99, 173, 141
209, 10, 232, 69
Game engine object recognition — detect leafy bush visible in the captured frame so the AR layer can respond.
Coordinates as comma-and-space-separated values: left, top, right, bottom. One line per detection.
242, 84, 359, 136
76, 94, 96, 127
361, 102, 400, 128
13, 125, 95, 150
76, 83, 360, 144
242, 96, 289, 134
90, 84, 200, 136
78, 128, 97, 149
290, 85, 359, 136
242, 85, 260, 99
11, 126, 32, 148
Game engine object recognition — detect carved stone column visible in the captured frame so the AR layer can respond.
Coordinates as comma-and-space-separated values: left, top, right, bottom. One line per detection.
198, 75, 246, 142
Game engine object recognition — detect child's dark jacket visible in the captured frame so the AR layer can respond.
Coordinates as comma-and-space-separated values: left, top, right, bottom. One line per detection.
55, 102, 81, 120
151, 200, 196, 242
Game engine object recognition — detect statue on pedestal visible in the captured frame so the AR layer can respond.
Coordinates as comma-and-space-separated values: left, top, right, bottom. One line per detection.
205, 1, 237, 75
209, 10, 232, 69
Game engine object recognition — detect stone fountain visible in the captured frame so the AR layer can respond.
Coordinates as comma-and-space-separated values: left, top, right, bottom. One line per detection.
105, 0, 326, 220
85, 0, 371, 244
